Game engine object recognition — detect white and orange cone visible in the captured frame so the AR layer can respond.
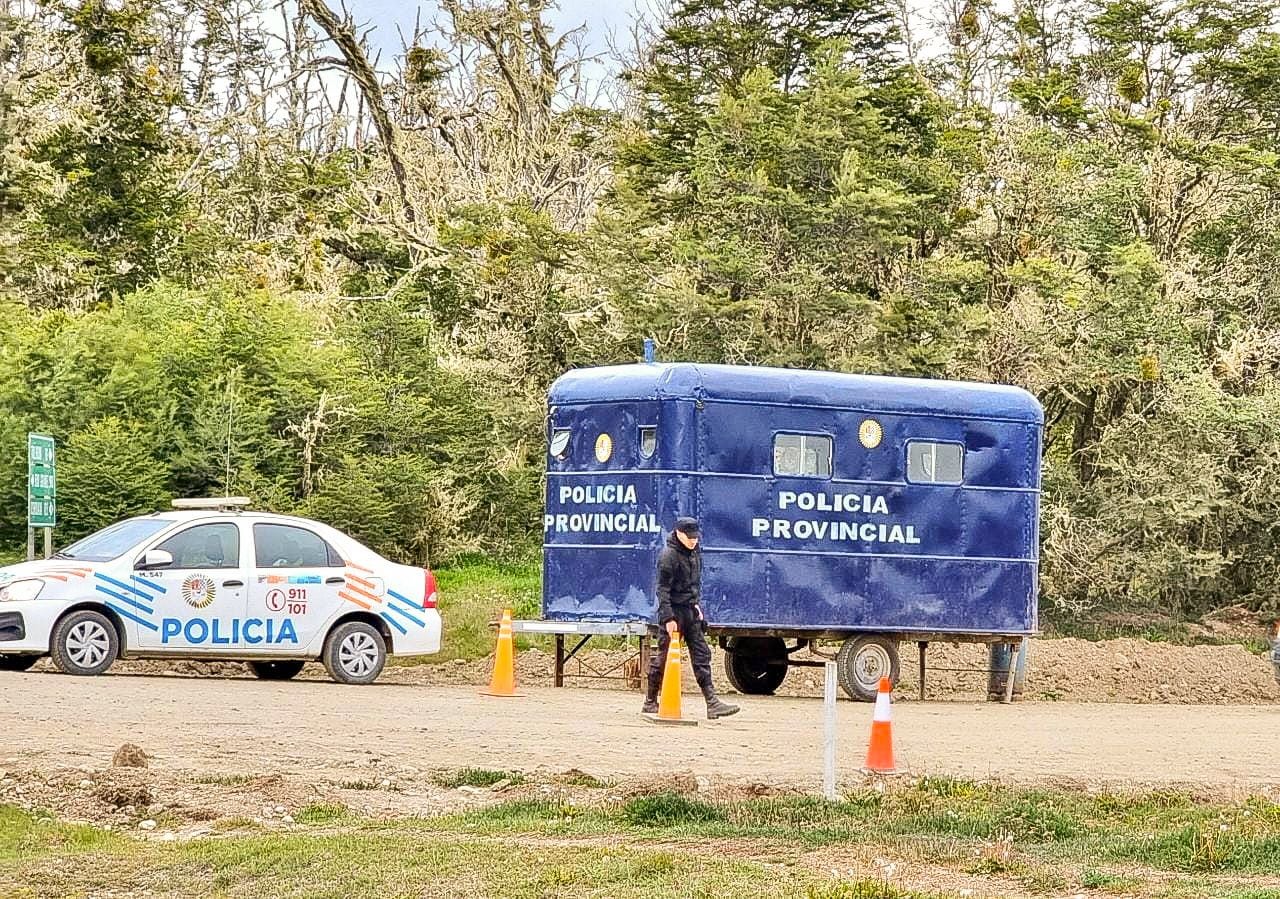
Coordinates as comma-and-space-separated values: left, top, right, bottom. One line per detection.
863, 676, 897, 774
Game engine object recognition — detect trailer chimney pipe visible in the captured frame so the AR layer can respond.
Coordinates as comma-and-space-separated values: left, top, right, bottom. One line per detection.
643, 338, 656, 364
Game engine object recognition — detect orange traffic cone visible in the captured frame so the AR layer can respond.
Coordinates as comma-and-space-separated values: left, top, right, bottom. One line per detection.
644, 632, 697, 726
863, 677, 897, 774
481, 608, 521, 697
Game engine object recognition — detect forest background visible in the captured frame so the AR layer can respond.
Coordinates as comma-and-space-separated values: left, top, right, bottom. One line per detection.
4, 0, 1280, 631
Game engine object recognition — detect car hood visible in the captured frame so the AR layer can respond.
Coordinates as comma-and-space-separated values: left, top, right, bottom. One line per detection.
0, 560, 102, 584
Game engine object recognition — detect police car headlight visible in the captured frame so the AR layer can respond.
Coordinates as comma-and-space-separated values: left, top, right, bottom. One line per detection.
0, 579, 44, 602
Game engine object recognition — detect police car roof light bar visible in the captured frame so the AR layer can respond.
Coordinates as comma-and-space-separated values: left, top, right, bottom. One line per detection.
171, 497, 252, 511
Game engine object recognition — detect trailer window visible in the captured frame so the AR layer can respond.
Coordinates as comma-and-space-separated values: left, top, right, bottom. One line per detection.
639, 426, 657, 459
773, 434, 832, 478
906, 441, 964, 484
549, 429, 571, 460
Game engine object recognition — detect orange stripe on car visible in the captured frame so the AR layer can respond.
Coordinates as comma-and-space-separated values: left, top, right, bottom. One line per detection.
344, 581, 381, 604
347, 573, 378, 591
344, 560, 374, 574
338, 590, 371, 610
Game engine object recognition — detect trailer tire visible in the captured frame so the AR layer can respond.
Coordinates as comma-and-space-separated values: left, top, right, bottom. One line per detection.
836, 635, 899, 702
724, 637, 788, 695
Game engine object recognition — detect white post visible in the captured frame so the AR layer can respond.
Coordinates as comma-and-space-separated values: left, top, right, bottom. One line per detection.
823, 661, 838, 801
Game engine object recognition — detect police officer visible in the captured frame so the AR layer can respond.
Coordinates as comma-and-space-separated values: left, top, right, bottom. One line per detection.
642, 517, 740, 719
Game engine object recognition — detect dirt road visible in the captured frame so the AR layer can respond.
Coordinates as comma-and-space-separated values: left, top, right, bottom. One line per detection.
5, 670, 1278, 793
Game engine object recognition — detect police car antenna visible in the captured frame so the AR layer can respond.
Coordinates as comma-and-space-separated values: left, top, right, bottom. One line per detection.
171, 497, 252, 512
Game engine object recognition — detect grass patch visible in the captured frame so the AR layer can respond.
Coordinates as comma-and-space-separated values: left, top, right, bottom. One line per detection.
1080, 868, 1142, 891
559, 770, 609, 788
0, 806, 118, 862
293, 803, 347, 825
805, 882, 940, 898
432, 768, 526, 789
191, 773, 257, 787
622, 792, 726, 827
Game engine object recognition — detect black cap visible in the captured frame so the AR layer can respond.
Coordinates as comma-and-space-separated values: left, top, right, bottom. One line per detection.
674, 516, 700, 537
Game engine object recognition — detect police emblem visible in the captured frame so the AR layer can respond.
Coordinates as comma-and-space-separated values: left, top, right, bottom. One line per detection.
181, 574, 216, 609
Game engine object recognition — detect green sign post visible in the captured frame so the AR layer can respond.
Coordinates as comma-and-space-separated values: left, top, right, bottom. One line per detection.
27, 433, 55, 560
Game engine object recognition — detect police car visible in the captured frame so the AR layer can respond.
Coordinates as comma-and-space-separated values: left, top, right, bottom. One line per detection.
0, 499, 440, 684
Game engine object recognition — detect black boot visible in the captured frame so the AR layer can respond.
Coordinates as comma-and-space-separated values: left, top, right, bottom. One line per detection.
704, 690, 739, 720
641, 680, 659, 715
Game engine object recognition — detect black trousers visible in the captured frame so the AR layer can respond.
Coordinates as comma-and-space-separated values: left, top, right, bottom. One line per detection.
646, 604, 714, 698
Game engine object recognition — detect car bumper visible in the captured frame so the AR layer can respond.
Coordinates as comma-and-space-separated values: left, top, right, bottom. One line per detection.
386, 608, 443, 656
0, 600, 62, 653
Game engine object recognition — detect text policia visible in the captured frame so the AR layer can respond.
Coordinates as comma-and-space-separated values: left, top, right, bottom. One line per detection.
752, 490, 922, 545
545, 484, 922, 547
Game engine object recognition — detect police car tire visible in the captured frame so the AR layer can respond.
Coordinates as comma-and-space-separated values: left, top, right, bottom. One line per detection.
248, 660, 306, 681
836, 635, 899, 702
323, 621, 386, 685
49, 610, 119, 677
0, 654, 39, 672
724, 638, 788, 695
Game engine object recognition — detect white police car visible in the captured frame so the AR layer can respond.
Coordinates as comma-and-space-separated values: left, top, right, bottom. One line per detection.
0, 499, 441, 684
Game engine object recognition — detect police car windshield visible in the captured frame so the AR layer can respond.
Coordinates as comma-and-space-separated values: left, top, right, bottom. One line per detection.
54, 518, 172, 562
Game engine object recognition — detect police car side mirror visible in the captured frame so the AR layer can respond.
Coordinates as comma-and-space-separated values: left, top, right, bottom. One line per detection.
135, 549, 174, 571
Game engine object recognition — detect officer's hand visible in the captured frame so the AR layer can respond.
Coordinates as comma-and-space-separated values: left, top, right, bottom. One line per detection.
665, 620, 678, 636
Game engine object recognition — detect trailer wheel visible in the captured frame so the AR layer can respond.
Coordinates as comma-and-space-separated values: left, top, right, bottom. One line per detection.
724, 637, 788, 695
836, 635, 899, 702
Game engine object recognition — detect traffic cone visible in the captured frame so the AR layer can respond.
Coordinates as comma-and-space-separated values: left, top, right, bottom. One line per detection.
863, 677, 897, 774
481, 608, 521, 697
645, 632, 697, 726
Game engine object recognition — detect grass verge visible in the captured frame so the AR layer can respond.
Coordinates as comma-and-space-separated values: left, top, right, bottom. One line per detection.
4, 780, 1279, 897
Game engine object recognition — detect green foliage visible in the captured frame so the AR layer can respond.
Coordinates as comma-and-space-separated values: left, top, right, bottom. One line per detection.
6, 0, 1280, 627
621, 793, 726, 827
431, 768, 526, 789
56, 417, 169, 538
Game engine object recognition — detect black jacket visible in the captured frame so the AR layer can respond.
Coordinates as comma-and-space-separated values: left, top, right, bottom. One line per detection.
655, 532, 701, 624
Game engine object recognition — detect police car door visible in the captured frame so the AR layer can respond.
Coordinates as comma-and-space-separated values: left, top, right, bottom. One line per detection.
247, 522, 345, 652
131, 521, 249, 651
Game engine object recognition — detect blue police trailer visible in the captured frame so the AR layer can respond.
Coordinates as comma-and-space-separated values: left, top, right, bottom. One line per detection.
535, 361, 1043, 701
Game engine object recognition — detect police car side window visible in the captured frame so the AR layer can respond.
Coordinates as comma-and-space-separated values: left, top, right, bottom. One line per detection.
773, 434, 832, 478
254, 524, 340, 569
155, 523, 240, 570
906, 441, 964, 484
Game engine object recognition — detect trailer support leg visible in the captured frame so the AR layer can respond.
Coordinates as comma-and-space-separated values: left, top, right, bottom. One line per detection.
1002, 640, 1018, 704
639, 635, 651, 694
917, 641, 927, 702
555, 634, 564, 687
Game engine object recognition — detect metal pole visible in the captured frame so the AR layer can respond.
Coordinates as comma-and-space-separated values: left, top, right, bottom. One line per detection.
42, 527, 51, 560
26, 528, 34, 562
823, 661, 837, 801
1003, 641, 1017, 704
917, 641, 927, 702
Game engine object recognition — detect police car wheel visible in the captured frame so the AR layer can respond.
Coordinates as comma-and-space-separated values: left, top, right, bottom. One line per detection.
836, 635, 899, 702
724, 638, 788, 695
248, 660, 306, 681
0, 654, 39, 672
50, 610, 119, 677
323, 622, 386, 685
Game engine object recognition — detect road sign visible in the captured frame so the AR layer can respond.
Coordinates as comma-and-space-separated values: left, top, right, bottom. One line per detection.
27, 433, 56, 528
